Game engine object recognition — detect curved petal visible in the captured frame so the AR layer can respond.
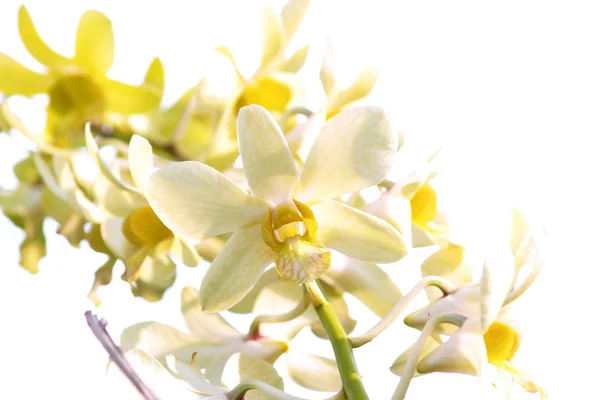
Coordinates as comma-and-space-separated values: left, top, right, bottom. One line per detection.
286, 351, 342, 392
280, 0, 310, 43
128, 134, 155, 191
279, 43, 310, 73
146, 161, 269, 240
312, 200, 408, 263
199, 225, 276, 312
421, 244, 473, 302
17, 6, 70, 68
228, 268, 280, 314
74, 10, 114, 75
295, 107, 397, 202
144, 57, 165, 93
0, 53, 52, 96
103, 79, 162, 114
237, 105, 298, 204
181, 286, 243, 342
417, 319, 486, 376
390, 337, 441, 377
481, 247, 515, 332
166, 355, 228, 396
239, 354, 284, 400
323, 253, 402, 317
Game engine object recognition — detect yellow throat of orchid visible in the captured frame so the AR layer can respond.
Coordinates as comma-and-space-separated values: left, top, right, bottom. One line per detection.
122, 205, 173, 248
483, 321, 521, 366
261, 199, 331, 284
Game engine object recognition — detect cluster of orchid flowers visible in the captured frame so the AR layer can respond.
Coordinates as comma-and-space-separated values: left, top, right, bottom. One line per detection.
0, 1, 546, 399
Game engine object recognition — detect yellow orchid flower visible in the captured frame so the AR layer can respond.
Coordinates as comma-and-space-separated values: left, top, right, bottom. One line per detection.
145, 104, 407, 312
0, 6, 163, 148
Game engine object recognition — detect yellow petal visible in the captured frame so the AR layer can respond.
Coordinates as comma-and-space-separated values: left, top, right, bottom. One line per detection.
483, 321, 520, 365
421, 244, 473, 301
410, 182, 438, 228
295, 107, 397, 202
279, 44, 310, 73
237, 105, 298, 204
275, 236, 331, 284
239, 354, 284, 400
122, 206, 173, 247
74, 10, 114, 75
144, 57, 165, 93
103, 79, 162, 114
312, 200, 408, 263
235, 77, 292, 113
199, 225, 276, 312
0, 53, 53, 96
146, 161, 269, 240
17, 5, 70, 68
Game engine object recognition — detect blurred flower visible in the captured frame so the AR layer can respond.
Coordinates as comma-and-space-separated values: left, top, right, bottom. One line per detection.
0, 6, 163, 147
146, 104, 405, 311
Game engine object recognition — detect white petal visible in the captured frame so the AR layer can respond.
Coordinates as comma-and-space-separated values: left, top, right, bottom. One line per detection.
319, 41, 338, 98
105, 349, 198, 400
295, 107, 397, 202
365, 188, 413, 249
237, 105, 298, 204
323, 253, 402, 317
312, 200, 408, 263
200, 225, 276, 312
180, 286, 243, 342
259, 7, 284, 70
481, 247, 515, 331
146, 161, 269, 240
286, 351, 342, 392
390, 336, 441, 377
129, 134, 155, 191
166, 355, 228, 396
417, 319, 486, 376
101, 217, 136, 259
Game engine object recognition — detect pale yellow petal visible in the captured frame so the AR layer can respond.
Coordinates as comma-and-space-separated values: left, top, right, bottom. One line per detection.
481, 247, 515, 331
295, 107, 397, 202
17, 6, 70, 67
417, 319, 486, 376
279, 44, 310, 73
228, 268, 280, 314
286, 351, 342, 392
200, 225, 276, 312
390, 337, 440, 377
144, 57, 165, 93
128, 134, 155, 191
312, 200, 407, 263
239, 354, 284, 400
319, 41, 337, 98
0, 53, 52, 96
103, 79, 162, 114
74, 10, 114, 75
259, 7, 285, 71
329, 63, 380, 112
180, 286, 243, 342
237, 105, 298, 204
280, 0, 310, 43
323, 253, 402, 317
421, 244, 473, 302
146, 161, 269, 240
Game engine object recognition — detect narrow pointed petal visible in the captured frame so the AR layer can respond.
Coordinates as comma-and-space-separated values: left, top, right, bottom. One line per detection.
279, 43, 310, 73
295, 107, 397, 202
237, 105, 298, 204
323, 253, 402, 317
259, 7, 284, 70
104, 79, 162, 114
417, 319, 486, 376
17, 6, 69, 67
280, 0, 310, 43
181, 286, 243, 342
287, 351, 342, 392
320, 41, 337, 98
146, 161, 269, 240
74, 10, 114, 75
128, 134, 155, 191
144, 57, 165, 93
312, 200, 407, 263
0, 53, 52, 96
481, 247, 515, 331
200, 225, 276, 312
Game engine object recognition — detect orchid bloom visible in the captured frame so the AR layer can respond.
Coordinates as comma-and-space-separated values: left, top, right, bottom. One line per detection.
0, 6, 163, 147
145, 104, 406, 312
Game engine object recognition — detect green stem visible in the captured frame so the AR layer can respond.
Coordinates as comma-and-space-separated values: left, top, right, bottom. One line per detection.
305, 281, 369, 400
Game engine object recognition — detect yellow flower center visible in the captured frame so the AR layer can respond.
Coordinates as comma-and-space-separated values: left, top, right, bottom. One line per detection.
483, 321, 521, 365
410, 182, 438, 228
261, 199, 331, 284
122, 206, 173, 247
235, 77, 292, 114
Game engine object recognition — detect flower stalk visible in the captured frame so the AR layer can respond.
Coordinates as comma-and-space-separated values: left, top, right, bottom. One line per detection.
304, 280, 369, 400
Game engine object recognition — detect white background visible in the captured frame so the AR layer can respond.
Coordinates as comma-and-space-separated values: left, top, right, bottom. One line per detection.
1, 1, 599, 399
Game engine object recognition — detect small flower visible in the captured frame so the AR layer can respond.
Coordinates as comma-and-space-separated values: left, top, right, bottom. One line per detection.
146, 104, 407, 311
0, 6, 163, 147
